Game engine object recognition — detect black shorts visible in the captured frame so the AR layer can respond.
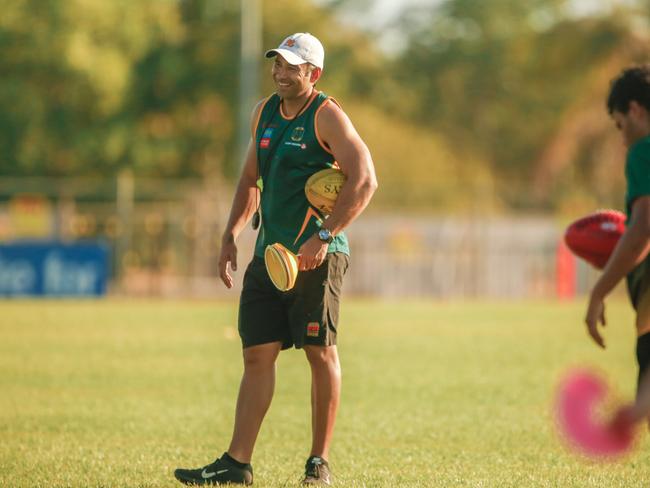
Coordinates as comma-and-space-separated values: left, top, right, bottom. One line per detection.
627, 255, 650, 310
238, 252, 349, 350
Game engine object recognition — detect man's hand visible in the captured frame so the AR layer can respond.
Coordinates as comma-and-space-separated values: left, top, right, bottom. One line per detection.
219, 234, 238, 288
585, 292, 607, 348
297, 234, 328, 271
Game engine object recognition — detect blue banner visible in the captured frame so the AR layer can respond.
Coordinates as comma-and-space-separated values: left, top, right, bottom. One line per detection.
0, 242, 109, 297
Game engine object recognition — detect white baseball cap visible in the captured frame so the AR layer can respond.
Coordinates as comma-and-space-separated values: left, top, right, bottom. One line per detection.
265, 33, 324, 69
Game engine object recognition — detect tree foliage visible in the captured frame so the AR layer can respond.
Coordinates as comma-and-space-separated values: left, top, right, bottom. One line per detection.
1, 0, 648, 212
384, 0, 643, 209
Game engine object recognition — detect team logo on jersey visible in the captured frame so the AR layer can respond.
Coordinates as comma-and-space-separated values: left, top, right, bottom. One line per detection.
291, 127, 305, 142
307, 322, 320, 337
260, 127, 274, 149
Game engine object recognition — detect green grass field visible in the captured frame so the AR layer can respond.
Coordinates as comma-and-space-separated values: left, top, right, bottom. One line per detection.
1, 299, 649, 487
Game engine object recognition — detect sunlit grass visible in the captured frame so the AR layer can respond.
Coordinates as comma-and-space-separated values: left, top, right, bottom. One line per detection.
1, 299, 648, 487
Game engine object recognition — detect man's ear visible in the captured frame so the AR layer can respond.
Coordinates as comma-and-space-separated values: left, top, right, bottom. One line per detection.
310, 67, 322, 84
629, 100, 650, 124
627, 100, 648, 116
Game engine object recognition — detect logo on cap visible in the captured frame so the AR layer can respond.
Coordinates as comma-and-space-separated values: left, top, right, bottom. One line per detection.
265, 33, 324, 69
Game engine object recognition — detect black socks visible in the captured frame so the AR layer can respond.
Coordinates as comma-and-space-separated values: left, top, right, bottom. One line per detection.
223, 452, 251, 469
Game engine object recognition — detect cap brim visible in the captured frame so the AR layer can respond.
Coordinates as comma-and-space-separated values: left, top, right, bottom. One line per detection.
265, 48, 307, 66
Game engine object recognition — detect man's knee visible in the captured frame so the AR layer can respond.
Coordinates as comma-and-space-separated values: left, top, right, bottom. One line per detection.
304, 346, 340, 370
242, 342, 281, 370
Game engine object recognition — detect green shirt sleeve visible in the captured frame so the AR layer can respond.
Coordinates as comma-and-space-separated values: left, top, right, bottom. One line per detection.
625, 137, 650, 216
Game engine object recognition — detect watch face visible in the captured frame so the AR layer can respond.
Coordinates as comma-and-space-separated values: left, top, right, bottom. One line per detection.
319, 229, 331, 242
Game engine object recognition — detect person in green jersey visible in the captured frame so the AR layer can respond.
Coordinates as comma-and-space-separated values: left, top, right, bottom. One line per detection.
175, 33, 377, 486
582, 65, 650, 431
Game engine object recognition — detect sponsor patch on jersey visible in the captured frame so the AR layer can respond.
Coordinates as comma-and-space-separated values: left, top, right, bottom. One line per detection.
260, 128, 273, 149
284, 141, 307, 149
307, 322, 320, 337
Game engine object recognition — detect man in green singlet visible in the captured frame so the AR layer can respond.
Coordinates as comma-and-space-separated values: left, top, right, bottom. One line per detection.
583, 65, 650, 427
175, 33, 377, 486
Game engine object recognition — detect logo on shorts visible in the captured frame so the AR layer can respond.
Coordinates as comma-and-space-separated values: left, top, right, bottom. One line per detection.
307, 322, 320, 337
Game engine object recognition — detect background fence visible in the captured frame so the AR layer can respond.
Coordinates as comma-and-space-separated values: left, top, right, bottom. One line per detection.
0, 176, 603, 299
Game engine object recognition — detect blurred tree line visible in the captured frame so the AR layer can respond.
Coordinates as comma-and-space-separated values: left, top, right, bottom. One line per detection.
1, 0, 648, 213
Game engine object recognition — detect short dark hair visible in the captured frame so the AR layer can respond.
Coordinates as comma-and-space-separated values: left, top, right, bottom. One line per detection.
607, 65, 650, 114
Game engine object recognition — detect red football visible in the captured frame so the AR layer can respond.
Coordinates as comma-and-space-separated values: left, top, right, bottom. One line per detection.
564, 210, 626, 269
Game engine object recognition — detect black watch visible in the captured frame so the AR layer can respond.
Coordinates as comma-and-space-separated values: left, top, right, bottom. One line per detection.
317, 228, 334, 244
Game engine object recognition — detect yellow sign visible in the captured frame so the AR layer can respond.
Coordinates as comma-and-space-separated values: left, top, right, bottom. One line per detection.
8, 194, 53, 239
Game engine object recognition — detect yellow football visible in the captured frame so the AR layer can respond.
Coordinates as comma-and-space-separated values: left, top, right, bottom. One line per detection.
264, 243, 299, 291
304, 168, 346, 215
274, 243, 298, 289
264, 245, 288, 291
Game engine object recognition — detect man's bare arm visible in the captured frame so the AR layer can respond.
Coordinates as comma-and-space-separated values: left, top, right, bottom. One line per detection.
591, 196, 650, 299
218, 99, 265, 287
296, 100, 377, 271
317, 101, 378, 235
585, 196, 650, 346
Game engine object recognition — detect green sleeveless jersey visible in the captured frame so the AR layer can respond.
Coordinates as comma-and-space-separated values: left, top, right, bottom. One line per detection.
253, 91, 349, 257
624, 135, 650, 307
625, 135, 650, 219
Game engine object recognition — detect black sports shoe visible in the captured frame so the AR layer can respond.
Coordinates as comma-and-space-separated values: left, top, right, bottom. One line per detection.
302, 456, 331, 485
174, 453, 253, 486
